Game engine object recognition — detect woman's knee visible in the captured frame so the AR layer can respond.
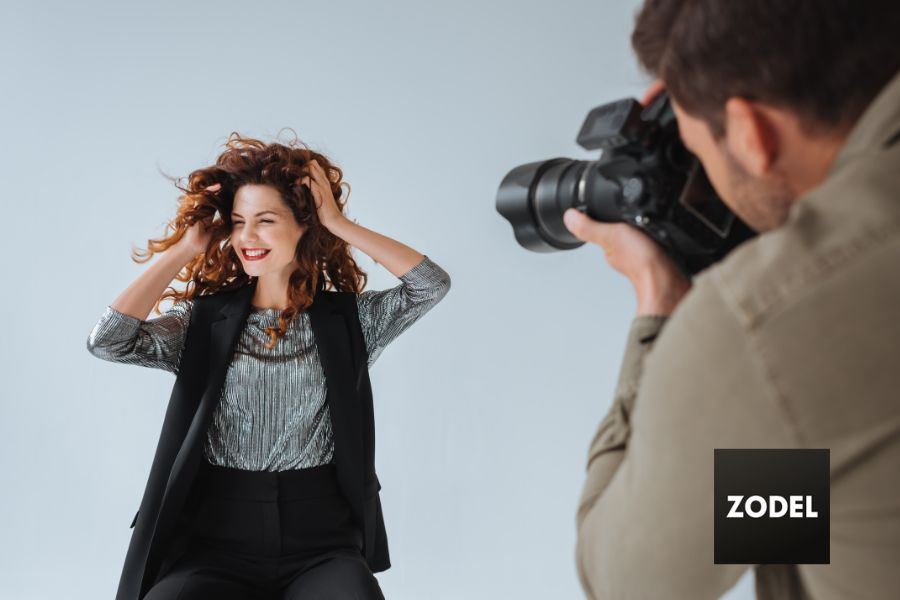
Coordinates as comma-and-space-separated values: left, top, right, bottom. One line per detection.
283, 554, 384, 600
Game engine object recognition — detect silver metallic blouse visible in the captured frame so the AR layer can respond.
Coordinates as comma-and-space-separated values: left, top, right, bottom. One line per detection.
87, 255, 451, 472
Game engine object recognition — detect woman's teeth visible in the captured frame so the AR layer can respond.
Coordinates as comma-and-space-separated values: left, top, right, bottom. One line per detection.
242, 249, 271, 260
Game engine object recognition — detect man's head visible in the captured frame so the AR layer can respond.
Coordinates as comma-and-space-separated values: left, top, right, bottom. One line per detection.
632, 0, 900, 232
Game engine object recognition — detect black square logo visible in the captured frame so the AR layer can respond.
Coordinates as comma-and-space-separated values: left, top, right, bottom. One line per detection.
714, 449, 829, 564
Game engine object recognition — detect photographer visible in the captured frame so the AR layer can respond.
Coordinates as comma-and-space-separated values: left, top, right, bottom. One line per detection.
564, 1, 900, 598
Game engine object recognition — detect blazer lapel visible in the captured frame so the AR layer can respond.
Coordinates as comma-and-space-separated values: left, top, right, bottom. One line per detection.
208, 279, 258, 379
307, 290, 366, 520
164, 279, 257, 495
150, 278, 258, 574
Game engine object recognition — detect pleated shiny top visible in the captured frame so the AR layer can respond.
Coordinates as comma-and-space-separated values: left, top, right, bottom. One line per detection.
87, 255, 451, 471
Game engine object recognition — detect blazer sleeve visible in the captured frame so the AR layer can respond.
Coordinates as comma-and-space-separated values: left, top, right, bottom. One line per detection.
85, 299, 193, 375
355, 254, 451, 368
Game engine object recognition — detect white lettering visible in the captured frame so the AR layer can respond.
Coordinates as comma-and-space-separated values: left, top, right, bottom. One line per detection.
726, 495, 744, 518
770, 495, 788, 517
806, 495, 818, 518
724, 495, 819, 518
745, 495, 766, 518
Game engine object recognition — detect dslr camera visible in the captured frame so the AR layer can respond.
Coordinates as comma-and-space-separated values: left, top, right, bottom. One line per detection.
496, 92, 756, 278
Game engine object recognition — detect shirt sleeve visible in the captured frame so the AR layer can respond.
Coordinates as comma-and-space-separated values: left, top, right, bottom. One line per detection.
354, 254, 451, 368
85, 298, 193, 375
574, 278, 791, 599
575, 314, 669, 529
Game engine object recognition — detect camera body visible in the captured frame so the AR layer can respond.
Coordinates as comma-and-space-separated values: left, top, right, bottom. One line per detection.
496, 92, 756, 277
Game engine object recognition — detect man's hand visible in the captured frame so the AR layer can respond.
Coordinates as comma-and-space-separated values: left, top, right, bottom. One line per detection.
562, 80, 691, 317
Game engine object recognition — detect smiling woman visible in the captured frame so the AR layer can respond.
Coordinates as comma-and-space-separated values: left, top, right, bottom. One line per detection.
86, 129, 451, 600
130, 131, 368, 350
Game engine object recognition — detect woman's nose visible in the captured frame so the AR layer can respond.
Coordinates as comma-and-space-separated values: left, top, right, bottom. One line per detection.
240, 226, 260, 242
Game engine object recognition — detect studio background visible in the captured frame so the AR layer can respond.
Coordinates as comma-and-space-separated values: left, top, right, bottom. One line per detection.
1, 1, 753, 598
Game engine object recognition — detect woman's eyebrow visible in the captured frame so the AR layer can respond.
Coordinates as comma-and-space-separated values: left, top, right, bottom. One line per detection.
232, 210, 279, 218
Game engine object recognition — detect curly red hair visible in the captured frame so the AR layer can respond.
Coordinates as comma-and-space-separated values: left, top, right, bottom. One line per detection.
133, 130, 367, 348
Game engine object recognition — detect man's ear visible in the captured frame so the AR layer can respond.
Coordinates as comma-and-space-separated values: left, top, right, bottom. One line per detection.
723, 97, 779, 177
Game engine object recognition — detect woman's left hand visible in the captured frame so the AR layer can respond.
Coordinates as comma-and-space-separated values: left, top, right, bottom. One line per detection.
300, 159, 345, 230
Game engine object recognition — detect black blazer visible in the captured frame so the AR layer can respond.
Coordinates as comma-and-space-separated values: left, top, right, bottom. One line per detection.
116, 277, 390, 600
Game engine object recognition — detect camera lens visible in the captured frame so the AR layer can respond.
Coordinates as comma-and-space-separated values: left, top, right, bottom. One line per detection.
496, 158, 624, 252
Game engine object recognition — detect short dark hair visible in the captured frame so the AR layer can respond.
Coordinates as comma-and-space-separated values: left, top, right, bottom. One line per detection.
632, 0, 900, 137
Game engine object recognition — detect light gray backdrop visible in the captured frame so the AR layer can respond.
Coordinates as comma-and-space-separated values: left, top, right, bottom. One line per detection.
1, 1, 753, 598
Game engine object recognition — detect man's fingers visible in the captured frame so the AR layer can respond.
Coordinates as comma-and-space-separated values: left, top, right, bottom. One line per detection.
563, 208, 613, 248
640, 79, 666, 106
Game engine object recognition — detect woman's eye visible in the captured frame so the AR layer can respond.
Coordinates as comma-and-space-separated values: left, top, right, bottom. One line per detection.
231, 219, 272, 226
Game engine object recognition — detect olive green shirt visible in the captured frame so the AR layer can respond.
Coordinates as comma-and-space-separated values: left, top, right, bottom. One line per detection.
575, 68, 900, 600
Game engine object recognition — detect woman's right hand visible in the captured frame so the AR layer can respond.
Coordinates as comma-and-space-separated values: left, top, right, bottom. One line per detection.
178, 183, 221, 255
180, 217, 215, 255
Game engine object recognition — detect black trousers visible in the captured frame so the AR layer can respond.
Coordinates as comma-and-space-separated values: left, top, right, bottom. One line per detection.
144, 460, 385, 600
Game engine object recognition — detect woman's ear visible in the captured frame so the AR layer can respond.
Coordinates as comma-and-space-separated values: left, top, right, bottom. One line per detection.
723, 97, 779, 177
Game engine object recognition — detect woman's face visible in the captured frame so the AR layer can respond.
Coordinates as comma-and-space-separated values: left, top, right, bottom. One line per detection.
231, 184, 306, 278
